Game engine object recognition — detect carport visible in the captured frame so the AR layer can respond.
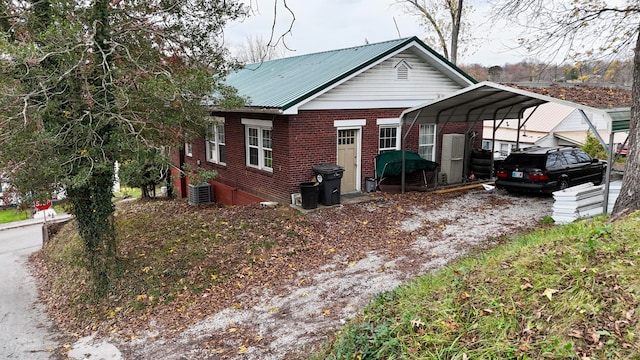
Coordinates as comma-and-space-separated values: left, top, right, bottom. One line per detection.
399, 81, 630, 212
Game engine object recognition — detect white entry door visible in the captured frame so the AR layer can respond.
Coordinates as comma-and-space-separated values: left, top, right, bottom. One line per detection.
337, 129, 359, 193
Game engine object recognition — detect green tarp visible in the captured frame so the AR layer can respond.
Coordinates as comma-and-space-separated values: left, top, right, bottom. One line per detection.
375, 150, 438, 179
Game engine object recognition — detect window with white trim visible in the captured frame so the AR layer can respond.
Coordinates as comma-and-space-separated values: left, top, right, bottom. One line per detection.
184, 142, 193, 157
205, 116, 225, 165
419, 124, 436, 161
242, 119, 273, 171
482, 140, 491, 150
379, 126, 399, 153
377, 118, 400, 154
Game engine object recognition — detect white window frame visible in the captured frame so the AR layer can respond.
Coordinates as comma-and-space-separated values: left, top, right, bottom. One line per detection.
419, 124, 437, 161
377, 118, 401, 154
242, 118, 273, 172
184, 142, 193, 157
205, 116, 226, 165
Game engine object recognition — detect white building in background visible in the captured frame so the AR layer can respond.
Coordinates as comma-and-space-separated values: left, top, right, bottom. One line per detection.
483, 102, 628, 158
113, 161, 121, 194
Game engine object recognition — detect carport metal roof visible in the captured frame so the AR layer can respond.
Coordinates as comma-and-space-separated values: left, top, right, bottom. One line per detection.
397, 81, 631, 213
400, 81, 620, 126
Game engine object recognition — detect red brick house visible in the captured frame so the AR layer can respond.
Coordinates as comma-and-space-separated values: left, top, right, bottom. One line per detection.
173, 37, 479, 205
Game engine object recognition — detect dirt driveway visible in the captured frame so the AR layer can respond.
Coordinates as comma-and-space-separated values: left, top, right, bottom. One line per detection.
96, 189, 553, 359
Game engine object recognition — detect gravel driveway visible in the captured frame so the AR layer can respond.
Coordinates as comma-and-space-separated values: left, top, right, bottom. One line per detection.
99, 189, 553, 359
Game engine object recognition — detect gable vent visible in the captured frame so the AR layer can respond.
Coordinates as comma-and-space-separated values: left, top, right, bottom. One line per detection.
394, 60, 412, 80
397, 64, 409, 80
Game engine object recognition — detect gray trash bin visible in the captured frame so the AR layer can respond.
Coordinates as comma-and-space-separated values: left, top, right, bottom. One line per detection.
365, 177, 377, 192
312, 164, 344, 205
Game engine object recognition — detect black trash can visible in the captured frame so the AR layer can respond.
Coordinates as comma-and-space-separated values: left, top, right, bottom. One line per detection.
299, 182, 319, 209
313, 164, 344, 206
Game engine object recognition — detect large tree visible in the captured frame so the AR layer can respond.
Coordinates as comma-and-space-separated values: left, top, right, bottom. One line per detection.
0, 0, 246, 295
234, 35, 287, 64
395, 0, 469, 64
490, 0, 640, 215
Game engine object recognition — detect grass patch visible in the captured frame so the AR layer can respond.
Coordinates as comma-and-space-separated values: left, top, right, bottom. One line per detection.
313, 214, 640, 359
0, 208, 30, 223
0, 201, 68, 224
113, 186, 142, 199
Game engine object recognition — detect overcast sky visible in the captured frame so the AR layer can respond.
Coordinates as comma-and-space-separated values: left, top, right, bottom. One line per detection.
224, 0, 529, 66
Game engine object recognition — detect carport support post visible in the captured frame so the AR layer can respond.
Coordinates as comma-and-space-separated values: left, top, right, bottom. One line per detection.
579, 110, 609, 153
603, 130, 615, 213
401, 110, 423, 194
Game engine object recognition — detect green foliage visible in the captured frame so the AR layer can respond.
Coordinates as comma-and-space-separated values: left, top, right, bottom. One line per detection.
118, 149, 170, 198
564, 67, 579, 81
67, 166, 117, 297
183, 163, 218, 185
329, 321, 401, 360
539, 215, 555, 224
581, 131, 607, 160
0, 0, 247, 294
580, 224, 611, 259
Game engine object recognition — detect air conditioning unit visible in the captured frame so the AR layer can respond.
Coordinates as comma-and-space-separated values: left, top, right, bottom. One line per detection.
188, 183, 212, 205
441, 134, 465, 184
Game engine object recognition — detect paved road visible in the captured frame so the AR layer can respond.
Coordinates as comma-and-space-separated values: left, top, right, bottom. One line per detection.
0, 224, 59, 359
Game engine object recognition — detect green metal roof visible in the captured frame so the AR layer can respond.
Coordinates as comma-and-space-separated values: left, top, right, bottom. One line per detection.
223, 36, 476, 111
606, 107, 631, 133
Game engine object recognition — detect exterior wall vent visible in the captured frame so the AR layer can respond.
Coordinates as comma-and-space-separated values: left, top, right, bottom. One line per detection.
394, 60, 412, 80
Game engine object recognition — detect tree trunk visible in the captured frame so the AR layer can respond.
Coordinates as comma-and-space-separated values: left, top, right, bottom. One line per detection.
68, 169, 117, 297
450, 0, 463, 65
612, 28, 640, 215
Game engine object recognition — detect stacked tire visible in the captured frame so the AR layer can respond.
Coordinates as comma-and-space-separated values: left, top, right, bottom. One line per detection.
470, 149, 492, 180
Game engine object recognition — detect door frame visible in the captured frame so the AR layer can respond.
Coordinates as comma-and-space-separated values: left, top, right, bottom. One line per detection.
334, 119, 364, 193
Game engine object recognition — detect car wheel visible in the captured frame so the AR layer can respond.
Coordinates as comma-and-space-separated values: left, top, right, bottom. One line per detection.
559, 178, 569, 190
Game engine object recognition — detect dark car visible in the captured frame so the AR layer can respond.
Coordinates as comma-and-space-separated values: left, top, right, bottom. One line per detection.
495, 146, 606, 194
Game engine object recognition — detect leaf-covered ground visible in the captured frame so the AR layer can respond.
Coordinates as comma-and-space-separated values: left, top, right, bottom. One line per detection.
31, 190, 553, 359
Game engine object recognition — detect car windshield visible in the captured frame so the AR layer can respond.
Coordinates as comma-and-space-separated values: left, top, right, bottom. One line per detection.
502, 154, 545, 168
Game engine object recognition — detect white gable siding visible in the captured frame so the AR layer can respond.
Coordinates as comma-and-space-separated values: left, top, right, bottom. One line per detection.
553, 110, 608, 132
299, 50, 465, 111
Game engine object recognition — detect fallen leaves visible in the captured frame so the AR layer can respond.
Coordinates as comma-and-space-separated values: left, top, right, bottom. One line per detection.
410, 318, 425, 328
32, 191, 557, 358
520, 283, 533, 290
541, 288, 559, 301
510, 84, 631, 109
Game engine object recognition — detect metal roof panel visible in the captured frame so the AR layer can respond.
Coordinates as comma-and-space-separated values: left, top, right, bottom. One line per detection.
222, 37, 475, 111
401, 82, 618, 125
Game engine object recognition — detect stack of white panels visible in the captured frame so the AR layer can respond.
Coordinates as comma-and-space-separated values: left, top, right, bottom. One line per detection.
552, 183, 604, 224
606, 180, 622, 214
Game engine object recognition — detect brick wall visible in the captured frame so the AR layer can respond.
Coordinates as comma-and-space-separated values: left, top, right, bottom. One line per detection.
174, 108, 483, 205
